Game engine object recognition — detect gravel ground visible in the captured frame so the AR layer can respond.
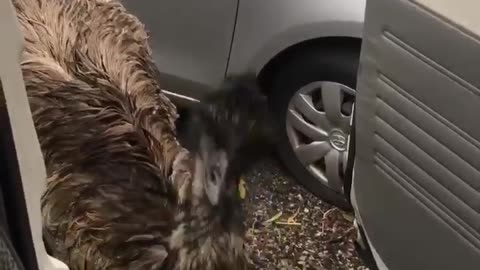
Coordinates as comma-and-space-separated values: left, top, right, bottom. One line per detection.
243, 157, 368, 270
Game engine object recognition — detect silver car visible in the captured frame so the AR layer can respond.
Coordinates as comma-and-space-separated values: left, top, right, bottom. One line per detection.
121, 0, 367, 210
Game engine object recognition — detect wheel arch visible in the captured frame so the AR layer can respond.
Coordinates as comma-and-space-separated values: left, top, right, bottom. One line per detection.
258, 36, 363, 93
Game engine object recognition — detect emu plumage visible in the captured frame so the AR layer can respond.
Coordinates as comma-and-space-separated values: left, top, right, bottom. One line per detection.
8, 0, 273, 269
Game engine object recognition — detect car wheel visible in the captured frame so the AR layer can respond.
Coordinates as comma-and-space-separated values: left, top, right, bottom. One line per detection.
268, 45, 360, 210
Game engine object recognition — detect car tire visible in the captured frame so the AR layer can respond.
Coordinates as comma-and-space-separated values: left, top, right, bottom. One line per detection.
268, 44, 360, 210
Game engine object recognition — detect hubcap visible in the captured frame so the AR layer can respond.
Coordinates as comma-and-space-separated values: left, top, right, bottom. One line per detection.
285, 81, 355, 194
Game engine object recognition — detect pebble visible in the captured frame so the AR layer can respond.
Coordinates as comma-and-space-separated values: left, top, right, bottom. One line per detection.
243, 158, 367, 270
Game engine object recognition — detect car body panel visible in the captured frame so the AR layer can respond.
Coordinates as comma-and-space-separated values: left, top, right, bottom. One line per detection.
121, 0, 366, 104
352, 0, 480, 269
227, 0, 366, 76
121, 0, 238, 100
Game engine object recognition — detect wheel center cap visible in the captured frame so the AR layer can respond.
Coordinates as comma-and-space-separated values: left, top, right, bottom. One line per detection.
329, 129, 347, 151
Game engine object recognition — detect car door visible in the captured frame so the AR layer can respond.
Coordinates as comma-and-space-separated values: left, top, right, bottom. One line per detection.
352, 0, 480, 269
0, 0, 68, 269
121, 0, 238, 100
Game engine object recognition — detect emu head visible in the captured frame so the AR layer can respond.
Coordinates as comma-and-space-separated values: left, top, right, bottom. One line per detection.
170, 74, 275, 269
177, 74, 276, 207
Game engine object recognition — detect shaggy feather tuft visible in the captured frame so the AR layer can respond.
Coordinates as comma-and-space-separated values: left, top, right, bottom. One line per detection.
8, 0, 274, 269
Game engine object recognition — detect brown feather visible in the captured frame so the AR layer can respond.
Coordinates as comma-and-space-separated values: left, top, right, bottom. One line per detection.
2, 0, 271, 269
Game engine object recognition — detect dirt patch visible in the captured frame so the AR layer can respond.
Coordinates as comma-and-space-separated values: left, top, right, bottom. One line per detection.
243, 158, 368, 270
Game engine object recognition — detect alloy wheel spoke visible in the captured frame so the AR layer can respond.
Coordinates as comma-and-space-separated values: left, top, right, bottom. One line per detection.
325, 150, 343, 192
295, 141, 331, 166
287, 109, 328, 141
293, 93, 331, 130
341, 150, 349, 173
322, 83, 351, 131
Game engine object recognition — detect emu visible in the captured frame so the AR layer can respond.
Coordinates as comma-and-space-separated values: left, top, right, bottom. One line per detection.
8, 0, 274, 269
